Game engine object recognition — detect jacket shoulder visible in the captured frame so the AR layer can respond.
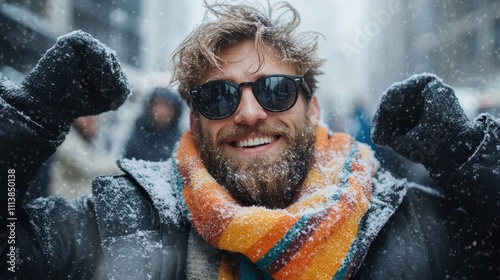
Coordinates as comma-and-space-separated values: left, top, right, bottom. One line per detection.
92, 175, 160, 239
357, 182, 466, 279
91, 159, 189, 279
92, 158, 185, 238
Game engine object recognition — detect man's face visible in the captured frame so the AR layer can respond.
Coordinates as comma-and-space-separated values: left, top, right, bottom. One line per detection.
190, 39, 321, 208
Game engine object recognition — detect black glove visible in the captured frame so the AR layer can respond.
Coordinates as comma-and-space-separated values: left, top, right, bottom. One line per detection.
1, 30, 130, 133
371, 73, 484, 180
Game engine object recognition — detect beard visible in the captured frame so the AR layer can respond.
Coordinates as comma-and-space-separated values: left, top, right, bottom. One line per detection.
195, 117, 316, 209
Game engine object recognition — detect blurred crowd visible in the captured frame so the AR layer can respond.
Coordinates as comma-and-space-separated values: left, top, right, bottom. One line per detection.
25, 85, 187, 203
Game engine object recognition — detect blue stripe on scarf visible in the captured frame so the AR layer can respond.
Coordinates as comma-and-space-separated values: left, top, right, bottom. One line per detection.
171, 144, 191, 219
332, 227, 362, 280
256, 214, 313, 269
257, 141, 360, 272
239, 254, 273, 280
329, 142, 359, 202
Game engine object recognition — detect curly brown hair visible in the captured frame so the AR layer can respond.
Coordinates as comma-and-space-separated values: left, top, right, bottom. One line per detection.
170, 0, 325, 102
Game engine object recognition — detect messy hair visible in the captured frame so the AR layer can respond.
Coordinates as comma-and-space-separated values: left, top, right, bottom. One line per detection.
170, 0, 325, 102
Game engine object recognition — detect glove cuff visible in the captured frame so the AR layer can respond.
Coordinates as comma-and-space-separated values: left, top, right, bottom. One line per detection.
413, 121, 484, 182
1, 78, 75, 133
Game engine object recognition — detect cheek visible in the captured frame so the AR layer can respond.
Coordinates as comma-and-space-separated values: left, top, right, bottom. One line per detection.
280, 100, 312, 126
196, 118, 226, 144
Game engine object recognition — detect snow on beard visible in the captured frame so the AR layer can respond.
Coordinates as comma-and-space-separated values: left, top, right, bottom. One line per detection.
196, 120, 316, 209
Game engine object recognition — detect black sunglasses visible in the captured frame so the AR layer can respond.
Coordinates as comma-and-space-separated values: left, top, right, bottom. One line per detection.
188, 74, 311, 120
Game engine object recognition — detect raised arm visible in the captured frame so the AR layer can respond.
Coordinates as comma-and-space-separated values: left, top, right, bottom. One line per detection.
0, 30, 130, 205
1, 30, 130, 277
371, 73, 499, 227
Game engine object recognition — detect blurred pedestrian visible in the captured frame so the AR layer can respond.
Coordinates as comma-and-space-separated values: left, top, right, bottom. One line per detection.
48, 115, 122, 200
123, 87, 184, 161
350, 97, 376, 150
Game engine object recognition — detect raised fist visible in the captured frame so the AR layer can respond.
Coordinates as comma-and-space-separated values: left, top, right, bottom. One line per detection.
1, 30, 130, 133
371, 73, 483, 180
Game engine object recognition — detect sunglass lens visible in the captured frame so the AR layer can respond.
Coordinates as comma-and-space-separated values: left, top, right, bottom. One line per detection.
197, 83, 239, 119
255, 76, 298, 111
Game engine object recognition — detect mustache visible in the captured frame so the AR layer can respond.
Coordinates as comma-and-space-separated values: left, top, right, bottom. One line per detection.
216, 123, 291, 143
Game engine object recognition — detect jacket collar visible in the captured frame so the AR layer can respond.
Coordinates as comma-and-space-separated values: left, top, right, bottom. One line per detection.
117, 158, 186, 226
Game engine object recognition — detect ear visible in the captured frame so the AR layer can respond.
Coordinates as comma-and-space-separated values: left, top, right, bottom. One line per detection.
308, 95, 320, 126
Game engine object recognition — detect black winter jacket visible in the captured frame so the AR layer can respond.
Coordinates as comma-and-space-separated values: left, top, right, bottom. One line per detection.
1, 99, 499, 279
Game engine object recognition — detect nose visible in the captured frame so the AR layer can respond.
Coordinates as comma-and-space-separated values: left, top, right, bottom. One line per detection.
232, 87, 268, 125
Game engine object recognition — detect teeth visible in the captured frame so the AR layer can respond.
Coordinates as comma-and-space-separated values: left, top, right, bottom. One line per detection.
236, 136, 276, 148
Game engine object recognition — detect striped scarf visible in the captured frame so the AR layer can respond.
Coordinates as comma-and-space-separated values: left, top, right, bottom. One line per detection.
174, 126, 378, 279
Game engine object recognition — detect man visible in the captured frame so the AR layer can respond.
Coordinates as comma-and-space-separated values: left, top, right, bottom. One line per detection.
1, 1, 499, 279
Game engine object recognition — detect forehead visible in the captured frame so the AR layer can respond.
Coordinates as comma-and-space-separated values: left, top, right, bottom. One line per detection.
199, 39, 297, 83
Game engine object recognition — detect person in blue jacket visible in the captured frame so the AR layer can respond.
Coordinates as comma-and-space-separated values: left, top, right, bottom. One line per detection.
123, 86, 184, 161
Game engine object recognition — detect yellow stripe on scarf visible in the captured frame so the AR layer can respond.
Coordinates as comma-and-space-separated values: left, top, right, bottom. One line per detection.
276, 180, 370, 279
220, 209, 293, 253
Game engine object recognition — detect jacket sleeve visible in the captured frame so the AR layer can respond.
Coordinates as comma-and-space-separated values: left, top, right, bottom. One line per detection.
0, 97, 64, 205
442, 114, 500, 228
11, 195, 106, 279
0, 98, 103, 278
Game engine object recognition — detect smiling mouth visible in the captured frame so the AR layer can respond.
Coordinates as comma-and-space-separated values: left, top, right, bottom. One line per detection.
232, 136, 279, 148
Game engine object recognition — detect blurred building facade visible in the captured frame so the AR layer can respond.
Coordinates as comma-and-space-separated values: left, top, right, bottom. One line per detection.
2, 0, 498, 117
367, 0, 500, 107
0, 0, 199, 158
0, 0, 196, 87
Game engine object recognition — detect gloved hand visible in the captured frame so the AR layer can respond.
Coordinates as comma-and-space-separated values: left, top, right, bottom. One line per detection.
1, 30, 130, 133
371, 73, 484, 180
